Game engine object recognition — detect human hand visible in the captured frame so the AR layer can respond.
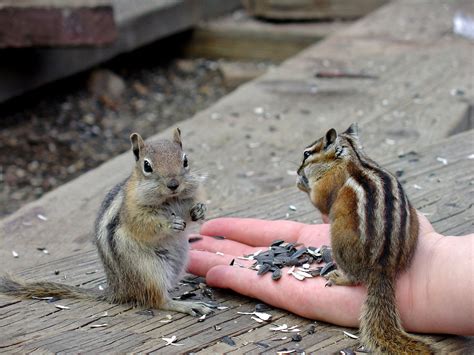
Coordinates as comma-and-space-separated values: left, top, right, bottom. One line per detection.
187, 213, 465, 334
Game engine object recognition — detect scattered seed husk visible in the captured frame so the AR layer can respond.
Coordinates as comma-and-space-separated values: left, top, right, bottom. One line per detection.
98, 285, 104, 291
12, 251, 19, 258
217, 306, 229, 310
277, 349, 296, 354
251, 316, 264, 323
55, 304, 70, 310
197, 314, 207, 322
90, 323, 108, 328
32, 296, 54, 300
160, 314, 173, 323
343, 331, 359, 339
221, 335, 236, 346
214, 325, 222, 331
90, 311, 109, 318
47, 297, 60, 303
340, 349, 356, 355
288, 205, 297, 211
270, 324, 288, 331
291, 334, 302, 342
162, 335, 183, 346
307, 325, 316, 334
37, 214, 48, 221
85, 270, 97, 275
54, 270, 60, 275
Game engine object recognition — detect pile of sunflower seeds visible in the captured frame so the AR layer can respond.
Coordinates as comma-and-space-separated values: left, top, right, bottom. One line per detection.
241, 241, 337, 281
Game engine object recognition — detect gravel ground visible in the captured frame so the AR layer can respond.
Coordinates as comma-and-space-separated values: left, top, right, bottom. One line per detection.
0, 46, 232, 217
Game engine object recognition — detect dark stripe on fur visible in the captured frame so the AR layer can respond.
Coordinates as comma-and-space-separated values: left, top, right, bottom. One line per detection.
378, 170, 394, 266
396, 184, 408, 267
107, 214, 120, 258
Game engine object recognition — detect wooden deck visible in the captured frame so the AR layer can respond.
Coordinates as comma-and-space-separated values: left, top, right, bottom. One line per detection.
1, 130, 473, 353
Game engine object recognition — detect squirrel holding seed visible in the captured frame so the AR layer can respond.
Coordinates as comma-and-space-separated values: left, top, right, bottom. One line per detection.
297, 123, 433, 354
0, 128, 212, 316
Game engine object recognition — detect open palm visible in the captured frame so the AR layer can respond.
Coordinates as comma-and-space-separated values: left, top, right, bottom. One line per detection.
187, 214, 440, 331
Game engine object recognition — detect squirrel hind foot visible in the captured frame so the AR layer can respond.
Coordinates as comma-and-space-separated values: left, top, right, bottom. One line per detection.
161, 300, 214, 317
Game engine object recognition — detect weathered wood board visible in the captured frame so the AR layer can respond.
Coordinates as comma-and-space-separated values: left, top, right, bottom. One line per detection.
0, 0, 116, 48
241, 0, 388, 20
0, 130, 472, 353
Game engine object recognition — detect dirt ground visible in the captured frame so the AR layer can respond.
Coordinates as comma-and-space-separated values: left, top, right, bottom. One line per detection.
0, 42, 258, 217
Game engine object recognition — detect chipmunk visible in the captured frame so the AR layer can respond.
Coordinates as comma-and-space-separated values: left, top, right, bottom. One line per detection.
0, 128, 212, 317
296, 123, 433, 354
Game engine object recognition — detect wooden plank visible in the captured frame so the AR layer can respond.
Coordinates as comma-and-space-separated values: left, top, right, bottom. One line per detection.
182, 10, 348, 61
0, 129, 472, 353
0, 0, 240, 102
241, 0, 388, 20
0, 0, 116, 48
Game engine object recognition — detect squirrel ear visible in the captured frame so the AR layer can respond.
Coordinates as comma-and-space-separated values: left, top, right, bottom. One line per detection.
344, 123, 359, 138
324, 128, 337, 148
173, 127, 182, 148
130, 133, 144, 161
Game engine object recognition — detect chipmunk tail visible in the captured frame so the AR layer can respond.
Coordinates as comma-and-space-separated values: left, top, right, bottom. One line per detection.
360, 273, 434, 354
0, 274, 104, 301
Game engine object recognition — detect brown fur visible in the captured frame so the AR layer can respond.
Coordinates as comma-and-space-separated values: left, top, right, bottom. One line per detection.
0, 129, 212, 317
297, 123, 433, 354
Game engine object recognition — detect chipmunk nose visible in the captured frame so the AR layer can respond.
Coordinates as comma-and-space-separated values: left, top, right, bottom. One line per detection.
167, 179, 180, 191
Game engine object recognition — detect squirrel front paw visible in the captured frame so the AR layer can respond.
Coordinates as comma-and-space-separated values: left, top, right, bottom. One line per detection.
190, 203, 207, 221
170, 214, 186, 231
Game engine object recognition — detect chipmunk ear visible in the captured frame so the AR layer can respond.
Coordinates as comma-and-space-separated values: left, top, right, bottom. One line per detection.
344, 123, 359, 139
173, 127, 182, 148
324, 128, 337, 148
130, 133, 145, 161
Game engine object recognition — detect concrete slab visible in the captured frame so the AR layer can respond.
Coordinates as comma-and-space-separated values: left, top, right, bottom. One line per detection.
1, 0, 473, 272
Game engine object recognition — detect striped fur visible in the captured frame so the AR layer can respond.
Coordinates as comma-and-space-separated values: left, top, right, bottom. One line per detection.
0, 129, 211, 317
297, 123, 432, 354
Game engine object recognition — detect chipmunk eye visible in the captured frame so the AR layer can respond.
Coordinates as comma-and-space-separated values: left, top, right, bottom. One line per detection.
303, 151, 311, 160
143, 160, 153, 174
183, 154, 188, 168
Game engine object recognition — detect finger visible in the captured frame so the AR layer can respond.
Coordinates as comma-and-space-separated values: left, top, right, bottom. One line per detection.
206, 265, 363, 327
200, 218, 306, 246
188, 234, 261, 256
187, 250, 252, 277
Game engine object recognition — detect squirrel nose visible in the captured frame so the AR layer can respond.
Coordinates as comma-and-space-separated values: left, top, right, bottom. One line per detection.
167, 179, 180, 191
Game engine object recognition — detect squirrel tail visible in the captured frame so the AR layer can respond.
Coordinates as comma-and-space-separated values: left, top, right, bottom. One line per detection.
0, 274, 104, 301
360, 273, 433, 354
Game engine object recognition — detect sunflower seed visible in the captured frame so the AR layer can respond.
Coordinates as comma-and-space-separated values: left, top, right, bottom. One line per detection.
320, 261, 336, 276
222, 335, 236, 346
291, 334, 302, 342
272, 268, 282, 280
255, 303, 271, 312
257, 263, 272, 275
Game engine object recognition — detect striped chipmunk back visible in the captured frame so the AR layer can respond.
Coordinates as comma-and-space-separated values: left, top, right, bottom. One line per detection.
296, 123, 432, 354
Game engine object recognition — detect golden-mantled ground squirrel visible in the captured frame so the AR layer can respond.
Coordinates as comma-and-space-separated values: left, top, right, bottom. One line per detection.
297, 123, 433, 354
0, 128, 212, 316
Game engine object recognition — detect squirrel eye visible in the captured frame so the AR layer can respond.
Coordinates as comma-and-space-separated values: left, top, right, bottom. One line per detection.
183, 154, 188, 168
303, 151, 311, 160
143, 160, 153, 174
